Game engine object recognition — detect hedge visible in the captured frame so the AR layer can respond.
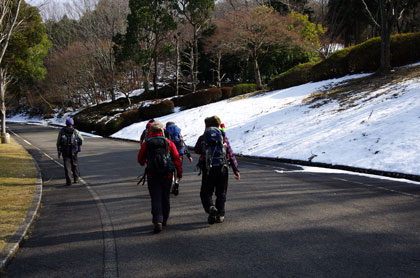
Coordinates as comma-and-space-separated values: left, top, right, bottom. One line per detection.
269, 32, 420, 90
138, 100, 174, 120
232, 83, 258, 96
74, 100, 174, 136
172, 88, 223, 109
221, 87, 233, 99
268, 63, 316, 90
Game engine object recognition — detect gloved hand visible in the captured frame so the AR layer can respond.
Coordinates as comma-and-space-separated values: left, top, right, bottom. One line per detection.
171, 182, 179, 196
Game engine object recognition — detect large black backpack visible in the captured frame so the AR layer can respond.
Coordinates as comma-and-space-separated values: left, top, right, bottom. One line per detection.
60, 127, 78, 157
203, 127, 228, 172
146, 136, 175, 174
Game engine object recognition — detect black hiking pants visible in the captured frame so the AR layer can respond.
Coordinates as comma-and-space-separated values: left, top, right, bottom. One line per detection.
147, 176, 172, 224
200, 166, 229, 216
63, 154, 79, 185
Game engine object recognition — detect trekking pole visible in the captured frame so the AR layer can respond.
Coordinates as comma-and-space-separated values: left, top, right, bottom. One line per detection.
137, 171, 147, 186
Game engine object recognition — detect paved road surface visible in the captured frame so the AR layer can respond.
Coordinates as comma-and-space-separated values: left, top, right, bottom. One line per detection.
4, 123, 420, 277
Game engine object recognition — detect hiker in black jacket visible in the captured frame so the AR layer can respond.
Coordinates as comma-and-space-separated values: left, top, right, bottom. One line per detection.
194, 115, 240, 224
56, 118, 84, 186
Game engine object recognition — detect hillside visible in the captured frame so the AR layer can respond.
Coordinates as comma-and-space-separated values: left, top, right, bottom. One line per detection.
110, 63, 420, 178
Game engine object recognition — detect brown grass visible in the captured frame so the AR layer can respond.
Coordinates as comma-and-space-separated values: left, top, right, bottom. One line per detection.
302, 64, 420, 110
0, 138, 36, 251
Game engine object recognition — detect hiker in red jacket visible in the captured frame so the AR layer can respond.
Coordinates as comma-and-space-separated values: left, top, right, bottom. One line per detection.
137, 120, 183, 233
139, 119, 155, 145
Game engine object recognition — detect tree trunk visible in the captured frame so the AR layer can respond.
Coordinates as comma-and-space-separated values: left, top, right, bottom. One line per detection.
175, 35, 180, 97
378, 0, 392, 74
1, 69, 6, 135
253, 54, 263, 90
192, 27, 199, 93
190, 46, 196, 93
241, 55, 249, 83
153, 38, 159, 93
143, 66, 151, 92
217, 51, 222, 88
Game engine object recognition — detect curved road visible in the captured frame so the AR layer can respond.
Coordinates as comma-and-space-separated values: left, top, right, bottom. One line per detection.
4, 123, 420, 277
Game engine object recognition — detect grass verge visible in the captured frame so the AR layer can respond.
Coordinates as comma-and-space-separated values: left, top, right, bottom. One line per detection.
0, 137, 36, 251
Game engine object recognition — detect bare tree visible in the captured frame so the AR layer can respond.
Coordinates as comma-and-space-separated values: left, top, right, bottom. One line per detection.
177, 0, 215, 92
203, 26, 232, 87
1, 0, 23, 143
115, 61, 143, 106
71, 0, 129, 101
362, 0, 410, 74
216, 5, 304, 89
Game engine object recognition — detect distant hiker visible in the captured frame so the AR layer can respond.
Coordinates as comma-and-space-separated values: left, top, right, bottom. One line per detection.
57, 118, 84, 186
194, 116, 240, 224
165, 121, 193, 196
140, 119, 155, 145
137, 120, 183, 233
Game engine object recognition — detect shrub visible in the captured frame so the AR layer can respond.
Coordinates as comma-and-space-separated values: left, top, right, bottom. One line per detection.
232, 83, 258, 96
131, 84, 192, 103
269, 32, 420, 90
346, 38, 381, 73
138, 100, 174, 120
221, 87, 233, 99
311, 48, 352, 81
206, 88, 223, 102
391, 32, 420, 66
173, 88, 223, 109
268, 62, 315, 90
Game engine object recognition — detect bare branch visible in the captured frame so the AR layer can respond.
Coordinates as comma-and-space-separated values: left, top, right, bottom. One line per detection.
361, 0, 380, 28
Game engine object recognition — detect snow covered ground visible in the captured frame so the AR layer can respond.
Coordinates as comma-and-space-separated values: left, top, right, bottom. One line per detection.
111, 69, 420, 177
8, 65, 420, 177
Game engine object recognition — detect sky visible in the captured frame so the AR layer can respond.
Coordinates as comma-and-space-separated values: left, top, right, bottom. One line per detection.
8, 63, 420, 180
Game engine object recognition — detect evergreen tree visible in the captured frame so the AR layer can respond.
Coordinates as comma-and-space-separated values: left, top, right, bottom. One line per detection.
114, 0, 177, 93
1, 1, 51, 140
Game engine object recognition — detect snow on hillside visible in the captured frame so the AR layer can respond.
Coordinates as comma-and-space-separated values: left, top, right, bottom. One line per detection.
111, 68, 420, 176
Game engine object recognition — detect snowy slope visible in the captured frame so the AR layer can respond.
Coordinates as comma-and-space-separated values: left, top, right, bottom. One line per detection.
111, 68, 420, 176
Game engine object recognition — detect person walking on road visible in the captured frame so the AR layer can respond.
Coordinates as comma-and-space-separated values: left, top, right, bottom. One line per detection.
57, 118, 84, 186
139, 119, 155, 145
137, 120, 183, 233
164, 121, 193, 196
194, 115, 240, 224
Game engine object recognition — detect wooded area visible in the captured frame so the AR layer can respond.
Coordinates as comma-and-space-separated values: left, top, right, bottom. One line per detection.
2, 0, 420, 121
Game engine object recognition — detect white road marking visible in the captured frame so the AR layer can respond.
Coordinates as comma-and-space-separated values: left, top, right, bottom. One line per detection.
8, 127, 118, 277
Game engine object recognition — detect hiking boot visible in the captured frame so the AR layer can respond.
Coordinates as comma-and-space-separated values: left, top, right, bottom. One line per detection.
153, 222, 162, 234
216, 216, 224, 223
171, 182, 179, 196
208, 206, 218, 225
208, 215, 216, 224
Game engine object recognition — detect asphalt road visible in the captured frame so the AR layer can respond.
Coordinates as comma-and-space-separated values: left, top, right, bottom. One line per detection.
3, 123, 420, 278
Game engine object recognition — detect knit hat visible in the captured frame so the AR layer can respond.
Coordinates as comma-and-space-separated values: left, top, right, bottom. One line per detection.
166, 121, 175, 128
150, 120, 164, 133
65, 118, 74, 126
204, 115, 221, 128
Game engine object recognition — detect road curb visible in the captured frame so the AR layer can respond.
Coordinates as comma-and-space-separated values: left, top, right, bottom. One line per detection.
237, 154, 420, 182
0, 145, 43, 272
103, 137, 420, 183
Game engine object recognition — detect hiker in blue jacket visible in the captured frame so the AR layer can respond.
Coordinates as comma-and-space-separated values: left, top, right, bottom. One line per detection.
194, 115, 240, 224
165, 121, 192, 195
